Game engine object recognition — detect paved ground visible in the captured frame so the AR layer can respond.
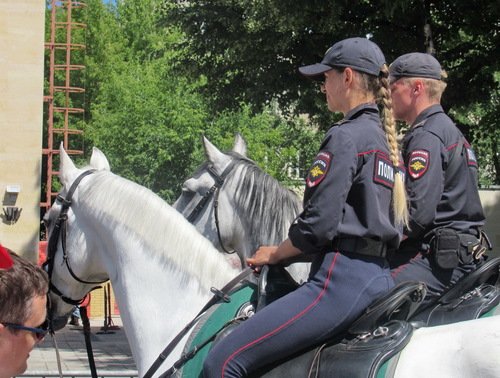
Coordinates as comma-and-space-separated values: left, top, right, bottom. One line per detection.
23, 317, 138, 377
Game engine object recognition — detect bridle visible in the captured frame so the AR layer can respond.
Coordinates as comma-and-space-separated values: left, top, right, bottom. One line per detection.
44, 169, 108, 306
186, 160, 237, 254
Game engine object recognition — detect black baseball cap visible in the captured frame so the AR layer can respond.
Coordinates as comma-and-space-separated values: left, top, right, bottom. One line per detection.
389, 53, 442, 81
299, 37, 386, 80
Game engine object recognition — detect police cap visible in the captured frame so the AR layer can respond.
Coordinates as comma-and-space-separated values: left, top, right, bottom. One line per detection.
299, 37, 386, 80
389, 53, 442, 81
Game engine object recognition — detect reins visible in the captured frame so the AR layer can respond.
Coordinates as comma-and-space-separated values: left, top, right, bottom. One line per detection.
186, 160, 237, 255
143, 267, 254, 378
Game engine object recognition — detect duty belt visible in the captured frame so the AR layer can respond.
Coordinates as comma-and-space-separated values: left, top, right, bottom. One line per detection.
332, 237, 387, 258
426, 228, 492, 262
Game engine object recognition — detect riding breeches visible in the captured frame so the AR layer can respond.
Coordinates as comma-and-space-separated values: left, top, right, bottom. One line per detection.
390, 250, 479, 305
202, 251, 394, 378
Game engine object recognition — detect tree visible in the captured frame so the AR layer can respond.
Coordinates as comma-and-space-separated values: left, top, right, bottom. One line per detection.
165, 0, 499, 185
82, 0, 211, 201
67, 0, 318, 203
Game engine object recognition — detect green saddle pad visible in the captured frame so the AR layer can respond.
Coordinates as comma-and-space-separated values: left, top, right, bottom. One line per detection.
180, 282, 257, 377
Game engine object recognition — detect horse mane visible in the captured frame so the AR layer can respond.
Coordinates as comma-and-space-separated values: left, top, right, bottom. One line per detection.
225, 152, 302, 247
78, 169, 235, 290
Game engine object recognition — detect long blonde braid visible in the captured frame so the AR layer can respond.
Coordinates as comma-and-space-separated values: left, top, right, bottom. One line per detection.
377, 65, 409, 227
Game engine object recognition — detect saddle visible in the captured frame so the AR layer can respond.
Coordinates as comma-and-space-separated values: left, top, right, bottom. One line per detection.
253, 259, 500, 377
244, 267, 424, 378
179, 259, 500, 377
410, 256, 500, 326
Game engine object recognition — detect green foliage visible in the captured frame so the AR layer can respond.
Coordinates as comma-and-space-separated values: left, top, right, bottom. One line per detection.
86, 59, 209, 201
165, 0, 500, 185
202, 104, 319, 187
75, 0, 320, 203
44, 0, 498, 214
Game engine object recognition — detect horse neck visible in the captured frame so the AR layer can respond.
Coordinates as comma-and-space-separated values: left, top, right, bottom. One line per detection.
228, 163, 301, 251
107, 239, 216, 375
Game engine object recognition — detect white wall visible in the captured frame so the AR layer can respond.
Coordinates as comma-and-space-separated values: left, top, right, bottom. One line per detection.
0, 1, 45, 261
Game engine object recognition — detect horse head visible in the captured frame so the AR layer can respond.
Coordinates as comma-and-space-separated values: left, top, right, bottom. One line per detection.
44, 145, 110, 330
174, 134, 308, 282
173, 134, 248, 264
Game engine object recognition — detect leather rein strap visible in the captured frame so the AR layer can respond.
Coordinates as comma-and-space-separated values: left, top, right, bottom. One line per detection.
80, 306, 98, 378
143, 267, 254, 378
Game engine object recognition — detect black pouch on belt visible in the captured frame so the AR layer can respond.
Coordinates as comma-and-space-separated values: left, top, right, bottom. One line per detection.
431, 228, 460, 269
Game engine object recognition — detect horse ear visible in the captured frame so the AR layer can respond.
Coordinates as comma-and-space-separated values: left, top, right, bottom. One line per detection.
90, 147, 111, 171
59, 143, 77, 185
203, 136, 229, 166
232, 133, 247, 157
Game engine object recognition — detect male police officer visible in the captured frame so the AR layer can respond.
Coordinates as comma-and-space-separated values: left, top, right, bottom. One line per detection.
388, 53, 488, 303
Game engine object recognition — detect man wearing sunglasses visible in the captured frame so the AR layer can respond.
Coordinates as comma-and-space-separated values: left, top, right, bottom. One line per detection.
0, 244, 49, 378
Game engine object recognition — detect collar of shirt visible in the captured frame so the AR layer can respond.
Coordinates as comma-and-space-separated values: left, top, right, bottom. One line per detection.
411, 104, 444, 129
343, 102, 379, 121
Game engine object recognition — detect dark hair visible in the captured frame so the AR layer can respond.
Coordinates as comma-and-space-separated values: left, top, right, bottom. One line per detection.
0, 250, 49, 324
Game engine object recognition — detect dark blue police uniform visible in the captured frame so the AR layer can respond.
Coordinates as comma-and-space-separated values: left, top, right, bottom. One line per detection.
390, 104, 486, 300
203, 103, 400, 377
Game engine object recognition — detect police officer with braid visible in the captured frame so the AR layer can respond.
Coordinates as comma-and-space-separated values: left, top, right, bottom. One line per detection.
388, 53, 488, 304
203, 37, 408, 378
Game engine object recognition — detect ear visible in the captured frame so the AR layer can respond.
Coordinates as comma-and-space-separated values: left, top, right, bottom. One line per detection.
412, 80, 424, 96
59, 143, 77, 186
232, 133, 247, 157
343, 67, 354, 86
89, 147, 111, 171
203, 135, 230, 168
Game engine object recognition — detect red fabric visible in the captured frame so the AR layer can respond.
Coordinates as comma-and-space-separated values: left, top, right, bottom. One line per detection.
0, 244, 14, 270
38, 241, 48, 266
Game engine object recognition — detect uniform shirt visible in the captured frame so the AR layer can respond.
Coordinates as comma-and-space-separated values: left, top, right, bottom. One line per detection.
402, 104, 485, 241
289, 103, 401, 255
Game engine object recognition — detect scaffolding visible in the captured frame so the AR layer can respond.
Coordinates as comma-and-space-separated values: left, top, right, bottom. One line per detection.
42, 0, 86, 214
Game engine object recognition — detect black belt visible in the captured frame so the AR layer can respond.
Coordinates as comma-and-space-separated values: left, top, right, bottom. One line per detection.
426, 228, 491, 262
332, 237, 387, 258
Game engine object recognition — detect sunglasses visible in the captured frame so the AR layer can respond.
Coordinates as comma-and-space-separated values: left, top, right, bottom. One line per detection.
2, 319, 49, 341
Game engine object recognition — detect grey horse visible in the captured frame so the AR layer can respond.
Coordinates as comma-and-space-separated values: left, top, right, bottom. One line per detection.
173, 134, 310, 283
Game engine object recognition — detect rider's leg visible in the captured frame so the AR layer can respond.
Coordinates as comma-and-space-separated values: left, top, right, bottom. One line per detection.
203, 251, 393, 378
391, 250, 477, 305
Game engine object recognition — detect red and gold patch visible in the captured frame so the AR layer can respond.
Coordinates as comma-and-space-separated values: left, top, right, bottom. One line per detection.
306, 151, 332, 188
408, 149, 429, 179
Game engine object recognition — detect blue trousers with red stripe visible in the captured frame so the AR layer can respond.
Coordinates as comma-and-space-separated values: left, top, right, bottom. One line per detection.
390, 250, 479, 305
202, 251, 394, 378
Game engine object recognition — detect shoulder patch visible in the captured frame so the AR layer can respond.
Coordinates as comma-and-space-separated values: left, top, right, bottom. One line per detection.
373, 153, 395, 188
465, 143, 478, 167
408, 149, 429, 179
306, 151, 332, 188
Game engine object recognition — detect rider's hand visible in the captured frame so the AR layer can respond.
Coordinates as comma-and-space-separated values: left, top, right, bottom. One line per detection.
247, 246, 279, 272
247, 239, 302, 272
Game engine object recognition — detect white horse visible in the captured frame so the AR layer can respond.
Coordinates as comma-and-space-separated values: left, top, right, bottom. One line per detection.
44, 146, 240, 376
46, 146, 500, 378
173, 134, 310, 283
